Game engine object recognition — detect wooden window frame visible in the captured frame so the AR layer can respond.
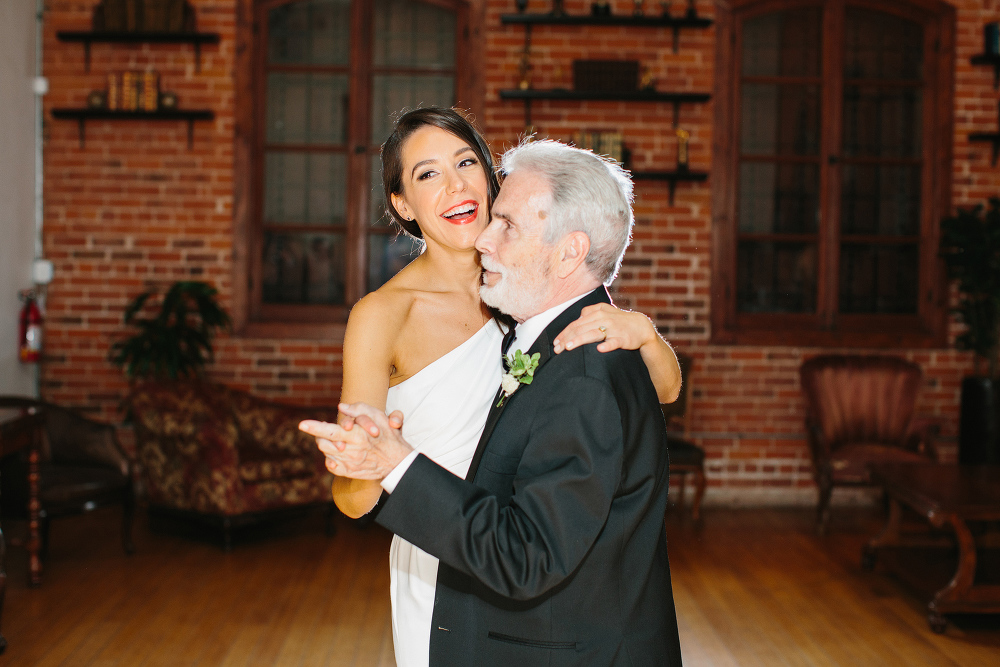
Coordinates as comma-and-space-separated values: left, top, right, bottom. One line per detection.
232, 0, 485, 339
710, 0, 954, 348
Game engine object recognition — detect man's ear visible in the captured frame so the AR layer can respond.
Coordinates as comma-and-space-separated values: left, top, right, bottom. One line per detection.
555, 231, 591, 279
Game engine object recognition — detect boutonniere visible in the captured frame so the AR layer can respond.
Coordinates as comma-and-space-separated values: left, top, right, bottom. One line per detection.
498, 349, 540, 407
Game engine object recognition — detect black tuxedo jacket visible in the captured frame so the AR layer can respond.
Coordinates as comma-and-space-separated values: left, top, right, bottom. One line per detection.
377, 287, 682, 666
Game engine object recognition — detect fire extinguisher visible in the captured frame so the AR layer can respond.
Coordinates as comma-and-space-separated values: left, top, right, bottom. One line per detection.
19, 289, 43, 363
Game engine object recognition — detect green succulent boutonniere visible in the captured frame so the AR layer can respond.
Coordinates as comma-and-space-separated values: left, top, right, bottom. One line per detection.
498, 349, 540, 407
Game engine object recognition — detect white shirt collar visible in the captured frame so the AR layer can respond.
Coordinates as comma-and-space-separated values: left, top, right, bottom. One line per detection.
510, 292, 590, 355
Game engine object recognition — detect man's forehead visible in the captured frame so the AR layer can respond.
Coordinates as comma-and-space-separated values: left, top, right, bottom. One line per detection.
495, 171, 551, 218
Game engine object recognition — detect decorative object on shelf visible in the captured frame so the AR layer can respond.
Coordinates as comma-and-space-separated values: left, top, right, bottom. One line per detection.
676, 128, 689, 171
572, 130, 625, 165
573, 60, 639, 93
939, 198, 1000, 465
686, 0, 698, 19
590, 1, 611, 16
986, 22, 1000, 55
660, 2, 671, 17
639, 67, 656, 91
142, 71, 159, 110
107, 72, 120, 109
550, 0, 565, 17
518, 45, 533, 90
87, 90, 107, 109
106, 71, 159, 111
516, 0, 529, 13
158, 90, 178, 109
92, 0, 194, 33
633, 0, 645, 17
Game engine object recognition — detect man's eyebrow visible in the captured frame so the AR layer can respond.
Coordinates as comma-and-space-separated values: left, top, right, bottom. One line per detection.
409, 146, 475, 179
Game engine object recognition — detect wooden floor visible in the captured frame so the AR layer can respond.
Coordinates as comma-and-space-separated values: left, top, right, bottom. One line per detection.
1, 505, 997, 666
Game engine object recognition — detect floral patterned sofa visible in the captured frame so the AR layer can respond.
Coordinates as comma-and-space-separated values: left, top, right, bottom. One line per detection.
127, 381, 338, 548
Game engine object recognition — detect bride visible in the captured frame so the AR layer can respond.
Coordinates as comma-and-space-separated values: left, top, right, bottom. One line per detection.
312, 107, 680, 667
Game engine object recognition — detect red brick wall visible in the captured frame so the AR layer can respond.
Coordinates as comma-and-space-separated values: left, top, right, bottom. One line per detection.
41, 0, 994, 504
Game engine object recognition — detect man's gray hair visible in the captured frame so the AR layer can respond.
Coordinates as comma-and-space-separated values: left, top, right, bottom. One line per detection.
499, 139, 634, 285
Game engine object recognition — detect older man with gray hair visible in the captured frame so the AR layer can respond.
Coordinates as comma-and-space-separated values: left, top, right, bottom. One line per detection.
310, 139, 683, 666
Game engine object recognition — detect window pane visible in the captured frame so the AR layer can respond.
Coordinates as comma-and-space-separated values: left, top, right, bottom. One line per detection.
841, 165, 920, 236
737, 241, 817, 313
368, 233, 422, 291
839, 244, 918, 313
842, 85, 922, 158
741, 84, 820, 155
373, 0, 456, 68
263, 232, 346, 304
370, 74, 455, 144
742, 8, 821, 78
844, 8, 922, 80
268, 0, 351, 66
266, 73, 349, 145
739, 163, 819, 234
264, 152, 347, 225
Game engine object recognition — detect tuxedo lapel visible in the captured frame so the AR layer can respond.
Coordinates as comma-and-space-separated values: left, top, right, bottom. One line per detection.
465, 286, 611, 481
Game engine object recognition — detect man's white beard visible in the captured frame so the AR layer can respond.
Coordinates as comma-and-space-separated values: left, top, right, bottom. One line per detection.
480, 256, 550, 322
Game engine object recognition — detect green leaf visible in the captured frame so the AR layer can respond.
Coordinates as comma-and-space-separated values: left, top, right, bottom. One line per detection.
110, 280, 230, 380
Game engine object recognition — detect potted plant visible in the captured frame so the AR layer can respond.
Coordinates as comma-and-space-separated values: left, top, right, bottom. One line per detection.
939, 198, 1000, 464
111, 280, 230, 380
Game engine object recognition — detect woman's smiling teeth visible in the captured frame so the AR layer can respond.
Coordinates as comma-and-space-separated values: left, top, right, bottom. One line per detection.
442, 201, 479, 224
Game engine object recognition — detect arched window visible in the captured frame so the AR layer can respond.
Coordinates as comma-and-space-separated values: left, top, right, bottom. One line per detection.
235, 0, 476, 334
711, 0, 954, 347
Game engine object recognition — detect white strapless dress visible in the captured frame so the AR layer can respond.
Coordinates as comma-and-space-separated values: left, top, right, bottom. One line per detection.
385, 321, 504, 667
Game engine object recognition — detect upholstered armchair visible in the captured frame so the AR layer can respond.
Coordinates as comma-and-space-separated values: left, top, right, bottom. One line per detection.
799, 355, 938, 534
0, 396, 136, 559
126, 381, 338, 549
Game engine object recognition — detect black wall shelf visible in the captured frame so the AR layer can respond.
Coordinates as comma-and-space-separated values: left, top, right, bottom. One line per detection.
500, 13, 712, 52
56, 31, 221, 72
51, 108, 215, 149
499, 89, 710, 126
633, 170, 708, 204
971, 53, 1000, 89
501, 11, 712, 204
970, 132, 1000, 165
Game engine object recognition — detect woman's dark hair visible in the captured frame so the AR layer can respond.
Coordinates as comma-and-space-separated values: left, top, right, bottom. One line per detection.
381, 107, 500, 240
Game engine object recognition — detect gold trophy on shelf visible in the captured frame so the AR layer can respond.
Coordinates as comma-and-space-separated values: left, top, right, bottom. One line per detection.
519, 39, 533, 90
676, 128, 690, 172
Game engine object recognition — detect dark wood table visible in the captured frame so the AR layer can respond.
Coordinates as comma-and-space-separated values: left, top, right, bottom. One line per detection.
863, 462, 1000, 633
0, 406, 46, 654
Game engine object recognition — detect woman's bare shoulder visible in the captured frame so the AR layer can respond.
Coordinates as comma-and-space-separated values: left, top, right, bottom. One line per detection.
346, 283, 414, 339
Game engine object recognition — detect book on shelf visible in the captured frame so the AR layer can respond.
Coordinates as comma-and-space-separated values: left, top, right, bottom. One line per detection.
571, 130, 624, 165
105, 71, 159, 111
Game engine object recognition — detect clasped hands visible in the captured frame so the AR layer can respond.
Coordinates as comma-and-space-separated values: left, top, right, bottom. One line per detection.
299, 403, 413, 480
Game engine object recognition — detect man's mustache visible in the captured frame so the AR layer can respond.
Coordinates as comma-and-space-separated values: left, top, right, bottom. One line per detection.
480, 257, 506, 280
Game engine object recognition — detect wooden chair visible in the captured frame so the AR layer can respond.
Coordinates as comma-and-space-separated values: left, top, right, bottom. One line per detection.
661, 353, 705, 521
0, 397, 136, 559
799, 355, 938, 534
